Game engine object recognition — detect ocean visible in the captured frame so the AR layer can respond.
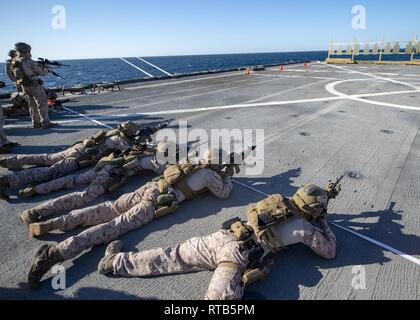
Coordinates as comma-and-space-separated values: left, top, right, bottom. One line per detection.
0, 51, 327, 93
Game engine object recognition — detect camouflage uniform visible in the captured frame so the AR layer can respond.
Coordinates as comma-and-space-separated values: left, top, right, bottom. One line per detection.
5, 59, 15, 83
52, 167, 232, 260
5, 59, 21, 92
15, 56, 51, 127
30, 155, 166, 219
2, 135, 131, 190
110, 216, 336, 300
0, 107, 11, 148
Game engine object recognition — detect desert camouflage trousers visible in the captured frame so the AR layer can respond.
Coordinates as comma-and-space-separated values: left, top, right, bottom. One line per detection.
55, 182, 160, 260
7, 157, 79, 189
0, 107, 10, 147
113, 230, 249, 300
22, 84, 50, 127
2, 143, 85, 168
33, 165, 116, 218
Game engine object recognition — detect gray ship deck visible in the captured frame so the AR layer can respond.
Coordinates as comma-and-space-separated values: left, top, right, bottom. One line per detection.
1, 63, 419, 300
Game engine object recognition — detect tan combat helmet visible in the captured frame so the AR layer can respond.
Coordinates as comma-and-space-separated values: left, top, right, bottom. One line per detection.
292, 184, 329, 219
118, 121, 139, 137
202, 147, 228, 165
15, 42, 32, 54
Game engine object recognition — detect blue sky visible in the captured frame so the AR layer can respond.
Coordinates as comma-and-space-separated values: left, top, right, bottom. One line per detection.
0, 0, 419, 60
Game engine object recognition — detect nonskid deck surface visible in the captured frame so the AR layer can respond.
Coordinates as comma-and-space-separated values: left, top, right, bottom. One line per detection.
1, 63, 419, 300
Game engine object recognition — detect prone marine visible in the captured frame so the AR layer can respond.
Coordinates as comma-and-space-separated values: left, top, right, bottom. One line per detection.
26, 146, 251, 289
96, 179, 342, 300
0, 121, 145, 200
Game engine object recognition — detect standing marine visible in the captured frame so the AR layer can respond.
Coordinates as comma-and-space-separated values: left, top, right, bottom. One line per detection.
0, 121, 140, 200
5, 50, 22, 92
0, 81, 19, 153
11, 42, 56, 129
96, 180, 341, 300
26, 147, 243, 289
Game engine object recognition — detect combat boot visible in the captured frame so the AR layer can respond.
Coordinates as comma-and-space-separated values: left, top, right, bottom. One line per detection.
28, 219, 60, 238
20, 209, 41, 226
0, 157, 22, 171
41, 122, 60, 129
0, 157, 7, 168
0, 176, 10, 201
19, 187, 38, 198
0, 142, 20, 154
98, 240, 123, 275
27, 244, 64, 290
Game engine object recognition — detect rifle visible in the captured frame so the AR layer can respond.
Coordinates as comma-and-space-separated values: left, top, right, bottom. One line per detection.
37, 58, 70, 79
215, 145, 257, 178
325, 175, 344, 200
129, 139, 202, 158
133, 121, 170, 144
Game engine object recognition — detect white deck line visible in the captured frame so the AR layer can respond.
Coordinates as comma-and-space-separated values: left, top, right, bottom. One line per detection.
115, 87, 420, 117
325, 63, 419, 90
232, 180, 420, 267
137, 57, 173, 77
120, 58, 154, 78
125, 72, 244, 90
5, 87, 420, 130
61, 106, 113, 129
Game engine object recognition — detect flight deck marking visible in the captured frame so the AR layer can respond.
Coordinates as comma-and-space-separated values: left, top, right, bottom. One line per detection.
56, 76, 288, 127
325, 63, 419, 90
232, 180, 420, 267
325, 79, 420, 111
111, 87, 420, 117
137, 57, 173, 77
6, 87, 420, 130
82, 76, 265, 107
120, 58, 154, 78
94, 77, 288, 116
252, 73, 341, 81
61, 106, 113, 129
125, 72, 244, 90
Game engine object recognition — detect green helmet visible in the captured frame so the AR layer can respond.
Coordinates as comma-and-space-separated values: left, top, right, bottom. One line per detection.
118, 121, 139, 137
292, 185, 329, 219
15, 42, 32, 54
8, 50, 17, 58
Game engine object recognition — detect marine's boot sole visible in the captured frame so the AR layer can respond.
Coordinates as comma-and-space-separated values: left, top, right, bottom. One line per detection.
28, 222, 53, 238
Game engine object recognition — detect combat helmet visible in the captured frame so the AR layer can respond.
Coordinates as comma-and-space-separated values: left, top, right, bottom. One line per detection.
292, 184, 329, 219
118, 121, 139, 137
15, 42, 32, 54
8, 50, 17, 58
